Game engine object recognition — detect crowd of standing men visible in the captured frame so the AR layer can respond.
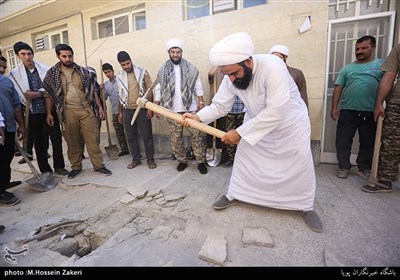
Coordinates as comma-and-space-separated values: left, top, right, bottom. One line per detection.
0, 33, 399, 234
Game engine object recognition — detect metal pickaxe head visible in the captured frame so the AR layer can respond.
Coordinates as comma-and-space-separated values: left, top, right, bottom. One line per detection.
130, 75, 160, 126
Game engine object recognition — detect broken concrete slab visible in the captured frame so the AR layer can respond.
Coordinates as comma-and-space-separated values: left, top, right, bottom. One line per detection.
242, 227, 274, 248
127, 187, 148, 199
198, 233, 227, 266
120, 194, 135, 205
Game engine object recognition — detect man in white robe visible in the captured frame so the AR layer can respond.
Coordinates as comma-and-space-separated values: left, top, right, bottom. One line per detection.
182, 32, 322, 233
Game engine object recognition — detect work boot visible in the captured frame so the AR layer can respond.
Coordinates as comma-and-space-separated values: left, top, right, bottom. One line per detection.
198, 163, 208, 174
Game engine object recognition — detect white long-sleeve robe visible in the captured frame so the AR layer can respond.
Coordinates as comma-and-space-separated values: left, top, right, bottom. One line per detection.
197, 54, 315, 211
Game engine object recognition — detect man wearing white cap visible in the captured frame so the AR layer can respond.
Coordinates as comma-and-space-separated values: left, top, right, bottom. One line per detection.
182, 32, 322, 232
154, 39, 207, 175
269, 45, 308, 109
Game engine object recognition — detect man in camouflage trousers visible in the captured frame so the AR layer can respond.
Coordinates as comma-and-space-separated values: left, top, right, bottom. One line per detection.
221, 96, 245, 168
362, 43, 400, 193
101, 63, 129, 157
154, 39, 207, 174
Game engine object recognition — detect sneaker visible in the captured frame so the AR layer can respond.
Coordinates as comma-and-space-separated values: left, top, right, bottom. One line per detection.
361, 180, 392, 193
357, 169, 371, 180
212, 195, 238, 210
94, 167, 112, 176
68, 169, 82, 179
198, 163, 208, 174
336, 168, 349, 179
0, 191, 21, 206
14, 151, 21, 157
55, 168, 69, 176
118, 150, 129, 157
18, 156, 33, 164
301, 210, 323, 233
177, 162, 188, 172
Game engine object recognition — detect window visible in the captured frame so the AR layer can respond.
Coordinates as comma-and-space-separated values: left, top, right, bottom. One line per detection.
94, 7, 146, 40
184, 0, 266, 19
33, 28, 69, 52
328, 0, 389, 20
242, 0, 266, 9
6, 49, 20, 70
133, 12, 146, 30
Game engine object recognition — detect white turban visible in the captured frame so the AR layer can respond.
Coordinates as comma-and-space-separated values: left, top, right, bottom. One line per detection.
166, 39, 183, 51
269, 45, 289, 56
209, 32, 254, 66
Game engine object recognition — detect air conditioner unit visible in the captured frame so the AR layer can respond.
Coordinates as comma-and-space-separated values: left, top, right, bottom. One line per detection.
35, 36, 49, 51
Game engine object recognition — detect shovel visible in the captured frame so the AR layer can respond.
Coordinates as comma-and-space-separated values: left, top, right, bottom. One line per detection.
206, 73, 222, 166
100, 59, 118, 160
15, 139, 57, 192
18, 99, 57, 191
206, 120, 222, 166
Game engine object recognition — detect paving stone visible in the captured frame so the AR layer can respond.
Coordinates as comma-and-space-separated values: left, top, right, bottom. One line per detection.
198, 233, 227, 266
242, 227, 274, 248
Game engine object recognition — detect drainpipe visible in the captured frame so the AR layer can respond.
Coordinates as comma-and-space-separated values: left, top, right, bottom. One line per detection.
80, 12, 88, 67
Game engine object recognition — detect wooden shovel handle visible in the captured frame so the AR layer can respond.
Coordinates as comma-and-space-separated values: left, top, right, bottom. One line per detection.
368, 115, 383, 186
100, 59, 113, 145
23, 99, 30, 151
139, 98, 226, 139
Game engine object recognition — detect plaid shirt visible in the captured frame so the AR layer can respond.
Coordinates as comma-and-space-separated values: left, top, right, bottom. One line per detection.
229, 96, 245, 114
26, 68, 46, 114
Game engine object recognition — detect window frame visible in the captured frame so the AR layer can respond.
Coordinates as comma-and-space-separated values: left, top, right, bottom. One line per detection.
33, 27, 69, 52
184, 0, 266, 20
6, 48, 20, 70
95, 8, 146, 40
47, 29, 69, 49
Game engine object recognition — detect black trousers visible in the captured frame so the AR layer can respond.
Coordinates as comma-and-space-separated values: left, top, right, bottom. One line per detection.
0, 131, 15, 192
123, 108, 155, 163
47, 111, 65, 170
336, 109, 376, 171
29, 112, 65, 173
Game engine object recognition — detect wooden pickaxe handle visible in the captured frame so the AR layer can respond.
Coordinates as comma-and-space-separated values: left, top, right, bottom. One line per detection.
138, 98, 226, 139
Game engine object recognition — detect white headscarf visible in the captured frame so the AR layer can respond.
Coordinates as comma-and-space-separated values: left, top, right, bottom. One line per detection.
209, 32, 254, 66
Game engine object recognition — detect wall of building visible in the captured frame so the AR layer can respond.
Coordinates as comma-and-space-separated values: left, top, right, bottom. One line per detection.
0, 1, 328, 148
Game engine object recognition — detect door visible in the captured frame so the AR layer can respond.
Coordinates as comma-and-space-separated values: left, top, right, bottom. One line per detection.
320, 11, 395, 164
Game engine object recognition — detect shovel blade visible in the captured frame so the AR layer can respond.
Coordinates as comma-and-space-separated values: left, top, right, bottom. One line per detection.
206, 148, 222, 167
105, 145, 119, 160
26, 172, 58, 192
